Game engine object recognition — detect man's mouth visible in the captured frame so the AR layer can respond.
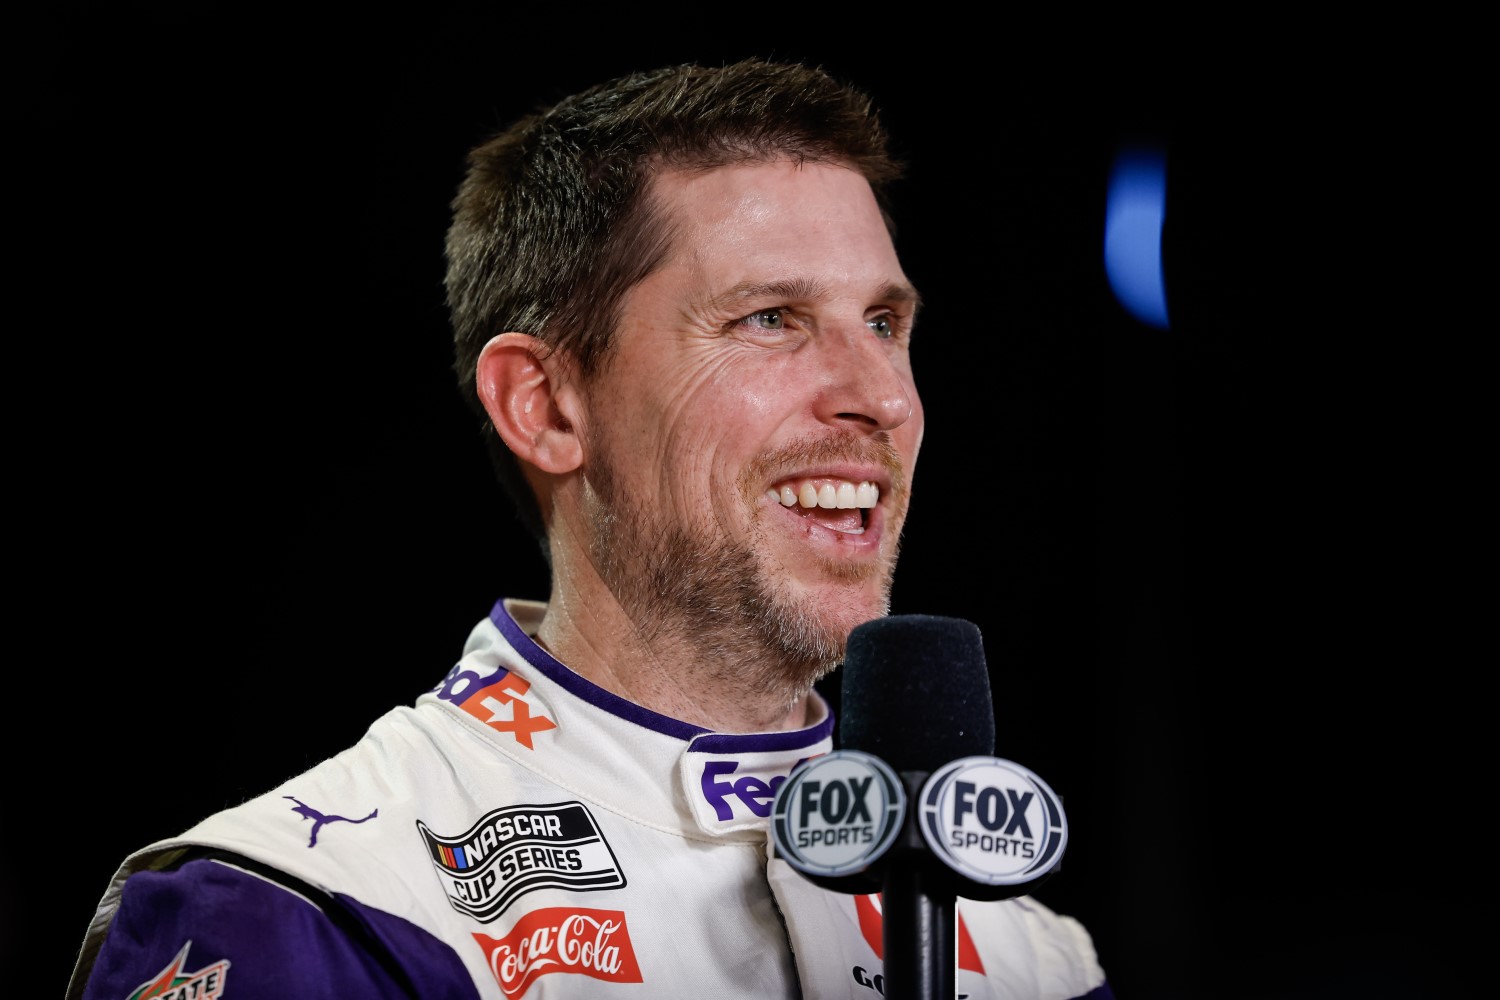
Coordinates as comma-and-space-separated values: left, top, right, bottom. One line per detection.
765, 478, 879, 535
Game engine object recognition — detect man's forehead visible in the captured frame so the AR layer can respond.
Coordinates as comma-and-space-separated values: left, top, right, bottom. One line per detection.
645, 159, 908, 290
648, 158, 876, 220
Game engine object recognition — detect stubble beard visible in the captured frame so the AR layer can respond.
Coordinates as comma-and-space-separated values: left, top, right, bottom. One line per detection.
585, 441, 903, 709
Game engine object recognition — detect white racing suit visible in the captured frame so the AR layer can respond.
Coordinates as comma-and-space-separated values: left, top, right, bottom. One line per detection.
68, 599, 1114, 1000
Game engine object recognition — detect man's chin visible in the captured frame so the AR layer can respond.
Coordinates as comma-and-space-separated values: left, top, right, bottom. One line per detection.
789, 582, 892, 653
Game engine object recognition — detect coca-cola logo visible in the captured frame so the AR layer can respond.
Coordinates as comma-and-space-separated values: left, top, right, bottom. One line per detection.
473, 907, 644, 997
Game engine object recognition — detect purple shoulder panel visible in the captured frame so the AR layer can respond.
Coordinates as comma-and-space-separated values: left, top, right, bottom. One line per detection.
78, 857, 480, 1000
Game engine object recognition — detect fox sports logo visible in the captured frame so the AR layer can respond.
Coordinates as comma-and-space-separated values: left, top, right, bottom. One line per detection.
918, 756, 1067, 886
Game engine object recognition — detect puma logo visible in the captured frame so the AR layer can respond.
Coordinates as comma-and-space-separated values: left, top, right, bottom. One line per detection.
284, 795, 379, 847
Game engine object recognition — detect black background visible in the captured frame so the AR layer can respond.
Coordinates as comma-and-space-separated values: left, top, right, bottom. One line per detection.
7, 9, 1466, 998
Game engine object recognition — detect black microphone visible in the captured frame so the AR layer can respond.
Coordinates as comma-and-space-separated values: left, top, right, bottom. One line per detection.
771, 615, 1069, 1000
839, 614, 996, 770
841, 615, 994, 1000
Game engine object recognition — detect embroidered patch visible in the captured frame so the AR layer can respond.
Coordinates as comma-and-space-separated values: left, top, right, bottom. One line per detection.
418, 801, 626, 921
472, 907, 643, 997
125, 941, 229, 1000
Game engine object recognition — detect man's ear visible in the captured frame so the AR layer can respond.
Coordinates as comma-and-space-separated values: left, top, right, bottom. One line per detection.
475, 332, 583, 474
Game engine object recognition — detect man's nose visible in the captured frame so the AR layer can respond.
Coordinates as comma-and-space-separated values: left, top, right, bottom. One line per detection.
810, 323, 916, 433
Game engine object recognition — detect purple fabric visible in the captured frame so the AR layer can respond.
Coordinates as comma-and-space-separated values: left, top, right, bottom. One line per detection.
80, 857, 480, 1000
687, 713, 834, 754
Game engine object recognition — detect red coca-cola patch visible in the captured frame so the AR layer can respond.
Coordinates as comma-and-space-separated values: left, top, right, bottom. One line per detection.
473, 906, 644, 997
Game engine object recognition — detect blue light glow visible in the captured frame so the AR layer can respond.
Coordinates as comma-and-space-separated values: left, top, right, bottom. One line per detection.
1104, 147, 1170, 330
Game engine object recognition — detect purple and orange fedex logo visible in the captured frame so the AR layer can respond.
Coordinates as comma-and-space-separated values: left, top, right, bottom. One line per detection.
687, 751, 822, 832
436, 663, 558, 750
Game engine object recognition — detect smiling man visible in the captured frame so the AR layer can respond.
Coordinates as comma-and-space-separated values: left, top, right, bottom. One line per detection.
487, 157, 922, 734
67, 61, 1114, 999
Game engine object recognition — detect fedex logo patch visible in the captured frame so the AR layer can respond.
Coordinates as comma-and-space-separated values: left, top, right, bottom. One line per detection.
700, 760, 788, 822
681, 740, 826, 833
435, 662, 557, 749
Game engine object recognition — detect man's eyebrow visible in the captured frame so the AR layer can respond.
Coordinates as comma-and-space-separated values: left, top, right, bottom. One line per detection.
712, 278, 924, 311
881, 281, 923, 312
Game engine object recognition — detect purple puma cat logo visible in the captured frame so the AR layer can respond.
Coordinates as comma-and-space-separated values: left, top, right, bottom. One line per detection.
284, 796, 379, 847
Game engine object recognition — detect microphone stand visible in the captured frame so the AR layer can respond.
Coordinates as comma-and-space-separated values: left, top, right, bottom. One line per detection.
882, 770, 955, 1000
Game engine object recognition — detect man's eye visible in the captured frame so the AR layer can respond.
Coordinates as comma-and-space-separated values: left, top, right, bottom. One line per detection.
746, 309, 786, 330
867, 315, 894, 339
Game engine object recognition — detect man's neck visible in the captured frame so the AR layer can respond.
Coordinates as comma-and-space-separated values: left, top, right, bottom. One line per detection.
534, 584, 814, 734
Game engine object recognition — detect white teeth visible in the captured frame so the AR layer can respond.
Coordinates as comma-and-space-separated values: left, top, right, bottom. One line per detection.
775, 479, 880, 509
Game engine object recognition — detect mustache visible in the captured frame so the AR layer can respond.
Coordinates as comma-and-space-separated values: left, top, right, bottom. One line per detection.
742, 430, 908, 501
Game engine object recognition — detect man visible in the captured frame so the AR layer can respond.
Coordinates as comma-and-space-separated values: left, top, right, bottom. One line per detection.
66, 60, 1113, 999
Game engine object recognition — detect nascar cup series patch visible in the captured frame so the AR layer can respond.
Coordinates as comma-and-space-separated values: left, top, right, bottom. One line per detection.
418, 801, 626, 922
771, 750, 904, 878
917, 755, 1067, 885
